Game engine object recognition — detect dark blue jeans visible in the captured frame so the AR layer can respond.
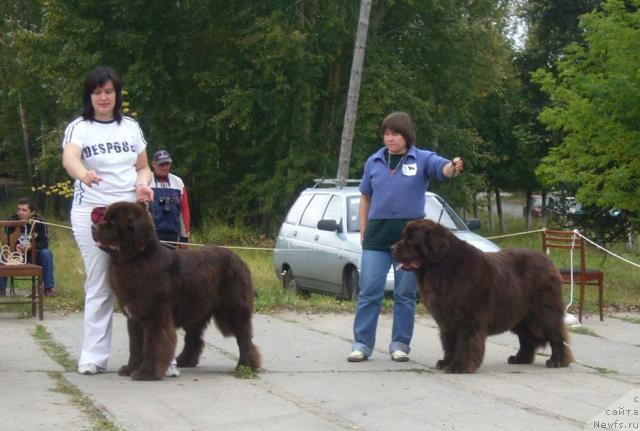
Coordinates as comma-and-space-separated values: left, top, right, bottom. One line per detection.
351, 249, 417, 357
0, 248, 55, 291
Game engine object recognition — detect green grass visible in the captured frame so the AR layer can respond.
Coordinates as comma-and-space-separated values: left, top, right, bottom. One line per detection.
32, 325, 122, 431
618, 316, 640, 324
0, 223, 86, 315
569, 326, 600, 337
234, 364, 258, 379
1, 219, 386, 315
224, 248, 395, 314
592, 366, 617, 375
477, 213, 640, 315
1, 210, 639, 316
33, 324, 76, 370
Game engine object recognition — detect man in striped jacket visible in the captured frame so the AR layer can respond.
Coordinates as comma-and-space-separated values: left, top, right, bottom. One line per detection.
150, 150, 191, 248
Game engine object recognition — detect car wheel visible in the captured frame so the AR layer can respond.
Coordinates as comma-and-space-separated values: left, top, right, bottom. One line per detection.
282, 268, 297, 292
341, 267, 359, 301
283, 268, 310, 299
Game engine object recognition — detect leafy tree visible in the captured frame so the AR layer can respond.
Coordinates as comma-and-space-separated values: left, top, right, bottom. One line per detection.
0, 0, 46, 183
352, 0, 512, 211
534, 0, 640, 230
0, 0, 521, 235
472, 72, 529, 231
514, 0, 602, 220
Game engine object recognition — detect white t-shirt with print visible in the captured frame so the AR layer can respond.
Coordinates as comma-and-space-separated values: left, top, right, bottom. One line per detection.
62, 116, 147, 207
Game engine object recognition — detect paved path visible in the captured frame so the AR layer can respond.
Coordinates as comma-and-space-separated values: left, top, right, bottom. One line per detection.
1, 311, 638, 430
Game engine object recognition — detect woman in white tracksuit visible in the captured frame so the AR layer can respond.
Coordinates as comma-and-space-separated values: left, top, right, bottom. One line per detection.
62, 66, 155, 375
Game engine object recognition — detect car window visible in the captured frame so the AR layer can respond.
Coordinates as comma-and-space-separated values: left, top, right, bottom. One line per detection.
425, 196, 466, 230
285, 193, 313, 225
344, 193, 467, 232
347, 196, 360, 232
300, 193, 331, 228
322, 195, 343, 224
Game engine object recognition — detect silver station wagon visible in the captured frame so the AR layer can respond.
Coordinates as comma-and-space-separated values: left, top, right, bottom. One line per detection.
273, 180, 500, 300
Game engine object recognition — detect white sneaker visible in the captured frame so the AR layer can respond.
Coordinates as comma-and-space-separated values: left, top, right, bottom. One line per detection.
390, 350, 409, 362
347, 350, 368, 362
165, 363, 180, 377
78, 363, 104, 375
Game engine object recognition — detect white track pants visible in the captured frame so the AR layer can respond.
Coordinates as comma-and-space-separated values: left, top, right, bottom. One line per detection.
71, 205, 115, 369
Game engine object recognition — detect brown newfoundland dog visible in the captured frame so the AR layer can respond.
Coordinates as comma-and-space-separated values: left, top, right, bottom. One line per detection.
392, 219, 573, 373
92, 201, 261, 380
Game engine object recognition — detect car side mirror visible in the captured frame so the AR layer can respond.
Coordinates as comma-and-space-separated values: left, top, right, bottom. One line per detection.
465, 218, 481, 230
317, 219, 341, 232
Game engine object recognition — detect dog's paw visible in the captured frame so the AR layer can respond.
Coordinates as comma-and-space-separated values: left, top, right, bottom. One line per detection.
118, 365, 132, 376
508, 352, 535, 364
545, 358, 569, 368
508, 355, 526, 364
131, 369, 162, 381
445, 362, 475, 374
435, 359, 451, 369
176, 356, 198, 368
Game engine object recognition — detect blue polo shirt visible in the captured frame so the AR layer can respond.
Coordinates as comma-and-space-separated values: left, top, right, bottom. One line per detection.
360, 146, 451, 250
360, 146, 450, 220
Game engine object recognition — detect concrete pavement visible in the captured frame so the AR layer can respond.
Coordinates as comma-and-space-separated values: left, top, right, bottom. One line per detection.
1, 310, 638, 430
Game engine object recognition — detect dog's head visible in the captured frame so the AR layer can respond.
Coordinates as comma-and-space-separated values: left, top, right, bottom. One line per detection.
91, 201, 156, 259
391, 219, 453, 270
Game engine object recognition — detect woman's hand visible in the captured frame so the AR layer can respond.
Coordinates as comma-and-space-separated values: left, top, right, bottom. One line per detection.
134, 151, 153, 202
80, 170, 103, 187
63, 144, 103, 186
359, 194, 371, 244
452, 157, 464, 175
445, 157, 464, 177
136, 184, 154, 203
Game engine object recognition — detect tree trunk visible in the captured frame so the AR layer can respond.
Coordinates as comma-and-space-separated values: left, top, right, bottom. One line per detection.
486, 192, 494, 230
472, 194, 479, 218
319, 59, 342, 140
524, 190, 532, 230
297, 0, 313, 145
494, 187, 505, 233
336, 0, 372, 185
540, 190, 548, 228
627, 225, 636, 251
17, 93, 34, 186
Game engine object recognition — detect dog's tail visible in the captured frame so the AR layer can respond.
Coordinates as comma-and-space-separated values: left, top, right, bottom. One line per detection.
218, 248, 257, 307
560, 324, 576, 365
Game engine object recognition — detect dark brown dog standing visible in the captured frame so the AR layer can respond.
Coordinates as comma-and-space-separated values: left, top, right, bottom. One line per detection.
92, 201, 261, 380
392, 219, 574, 373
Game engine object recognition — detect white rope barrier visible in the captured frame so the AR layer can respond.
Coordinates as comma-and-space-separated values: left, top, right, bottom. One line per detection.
31, 219, 73, 231
159, 239, 285, 251
574, 230, 640, 269
489, 225, 640, 269
30, 219, 309, 252
486, 228, 544, 240
0, 244, 27, 265
26, 219, 640, 267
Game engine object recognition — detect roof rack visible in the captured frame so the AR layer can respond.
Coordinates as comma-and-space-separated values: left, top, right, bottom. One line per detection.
312, 178, 361, 189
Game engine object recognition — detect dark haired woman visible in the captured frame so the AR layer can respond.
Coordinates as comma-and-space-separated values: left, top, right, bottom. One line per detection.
62, 66, 157, 375
348, 111, 464, 363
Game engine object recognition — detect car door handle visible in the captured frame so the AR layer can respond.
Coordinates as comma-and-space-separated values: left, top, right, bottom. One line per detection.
313, 234, 319, 241
292, 231, 297, 237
